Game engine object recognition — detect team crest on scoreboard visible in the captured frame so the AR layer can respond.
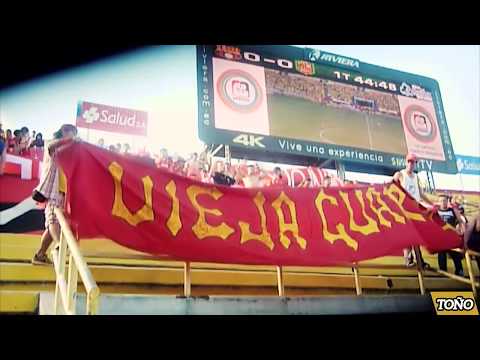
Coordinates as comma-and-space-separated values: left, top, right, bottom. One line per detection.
403, 105, 437, 143
295, 60, 316, 76
217, 69, 263, 113
215, 45, 242, 61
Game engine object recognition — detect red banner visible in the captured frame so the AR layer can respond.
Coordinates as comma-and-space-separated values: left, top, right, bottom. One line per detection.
76, 101, 148, 136
57, 143, 462, 266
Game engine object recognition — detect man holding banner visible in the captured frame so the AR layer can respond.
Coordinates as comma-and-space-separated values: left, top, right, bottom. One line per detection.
393, 153, 435, 268
32, 124, 78, 265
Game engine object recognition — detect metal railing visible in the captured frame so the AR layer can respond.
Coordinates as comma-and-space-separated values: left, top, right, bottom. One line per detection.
50, 207, 100, 315
81, 248, 479, 298
350, 248, 480, 298
434, 248, 480, 298
47, 206, 479, 314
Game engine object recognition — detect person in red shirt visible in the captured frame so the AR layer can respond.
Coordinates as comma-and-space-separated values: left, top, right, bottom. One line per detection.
0, 136, 5, 175
18, 127, 31, 156
271, 166, 288, 187
322, 175, 332, 188
242, 165, 261, 188
237, 159, 248, 178
200, 168, 212, 184
259, 169, 272, 187
6, 130, 16, 154
12, 130, 22, 155
155, 148, 172, 170
172, 158, 186, 176
185, 153, 202, 180
299, 177, 312, 188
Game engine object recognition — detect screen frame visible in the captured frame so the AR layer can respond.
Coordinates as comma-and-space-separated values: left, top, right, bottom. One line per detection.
196, 45, 457, 174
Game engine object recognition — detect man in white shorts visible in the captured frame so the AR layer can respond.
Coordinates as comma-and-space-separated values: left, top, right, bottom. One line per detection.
393, 153, 434, 268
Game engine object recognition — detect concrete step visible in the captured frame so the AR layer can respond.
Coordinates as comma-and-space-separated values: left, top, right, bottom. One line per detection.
38, 292, 435, 315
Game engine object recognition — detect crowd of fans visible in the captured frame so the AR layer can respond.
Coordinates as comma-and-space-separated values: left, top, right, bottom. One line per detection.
363, 88, 400, 115
3, 123, 479, 274
0, 124, 45, 175
265, 70, 401, 117
266, 69, 325, 104
95, 137, 322, 188
325, 82, 400, 116
0, 124, 334, 188
0, 125, 45, 156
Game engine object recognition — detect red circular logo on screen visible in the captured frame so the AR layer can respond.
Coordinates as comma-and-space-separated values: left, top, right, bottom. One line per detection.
403, 105, 437, 143
216, 69, 263, 113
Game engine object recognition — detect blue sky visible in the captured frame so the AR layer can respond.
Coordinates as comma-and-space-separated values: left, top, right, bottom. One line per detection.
1, 45, 478, 190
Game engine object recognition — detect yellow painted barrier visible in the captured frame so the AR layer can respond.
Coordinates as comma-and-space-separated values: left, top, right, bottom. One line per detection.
0, 291, 38, 313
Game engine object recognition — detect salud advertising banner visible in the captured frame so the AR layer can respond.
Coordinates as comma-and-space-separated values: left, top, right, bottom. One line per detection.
57, 143, 462, 266
76, 101, 148, 136
456, 155, 480, 176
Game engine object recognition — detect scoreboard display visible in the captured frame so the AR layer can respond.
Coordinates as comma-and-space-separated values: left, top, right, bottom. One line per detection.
196, 45, 457, 174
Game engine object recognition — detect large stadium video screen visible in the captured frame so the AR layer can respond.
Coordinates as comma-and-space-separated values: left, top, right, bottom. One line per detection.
197, 45, 457, 174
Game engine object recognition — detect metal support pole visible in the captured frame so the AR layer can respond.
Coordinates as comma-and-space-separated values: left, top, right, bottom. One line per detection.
207, 144, 224, 170
318, 158, 333, 170
276, 266, 285, 297
429, 171, 436, 192
54, 231, 68, 314
459, 173, 465, 192
353, 265, 362, 295
413, 246, 426, 295
184, 262, 191, 297
335, 161, 346, 181
66, 253, 78, 315
210, 144, 224, 158
225, 145, 231, 164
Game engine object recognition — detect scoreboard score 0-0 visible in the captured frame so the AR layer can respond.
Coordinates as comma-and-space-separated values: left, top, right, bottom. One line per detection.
196, 45, 457, 174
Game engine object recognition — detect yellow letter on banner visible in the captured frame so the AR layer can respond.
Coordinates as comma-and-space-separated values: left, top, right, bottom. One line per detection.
271, 192, 307, 250
108, 161, 154, 226
383, 183, 425, 222
442, 223, 457, 232
339, 190, 380, 236
165, 180, 182, 236
186, 185, 235, 240
365, 187, 405, 228
315, 190, 358, 251
239, 192, 274, 250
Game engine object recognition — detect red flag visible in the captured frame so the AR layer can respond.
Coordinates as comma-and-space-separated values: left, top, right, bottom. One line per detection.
57, 142, 462, 266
